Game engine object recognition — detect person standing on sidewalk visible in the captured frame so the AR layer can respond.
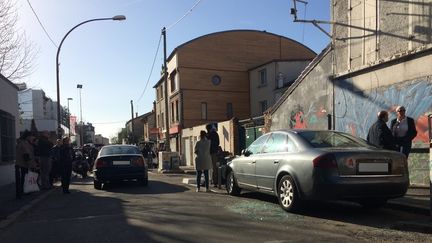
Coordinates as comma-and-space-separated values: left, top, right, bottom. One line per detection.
367, 111, 395, 150
50, 139, 62, 185
207, 125, 220, 187
390, 106, 417, 158
15, 130, 37, 199
34, 131, 53, 190
59, 137, 74, 194
194, 131, 212, 192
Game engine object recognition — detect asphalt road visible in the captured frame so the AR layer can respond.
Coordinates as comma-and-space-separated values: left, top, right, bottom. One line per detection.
0, 171, 430, 243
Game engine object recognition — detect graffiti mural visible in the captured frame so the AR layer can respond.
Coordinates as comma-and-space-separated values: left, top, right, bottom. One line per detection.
335, 79, 432, 147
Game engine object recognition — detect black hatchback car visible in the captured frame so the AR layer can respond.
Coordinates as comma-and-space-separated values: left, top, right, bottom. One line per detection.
93, 145, 148, 189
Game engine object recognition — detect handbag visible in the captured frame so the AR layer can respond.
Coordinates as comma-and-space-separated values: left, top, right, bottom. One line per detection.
23, 171, 40, 193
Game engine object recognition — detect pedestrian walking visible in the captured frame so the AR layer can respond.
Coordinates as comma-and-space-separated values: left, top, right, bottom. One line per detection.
206, 124, 220, 187
390, 106, 417, 158
59, 137, 74, 194
367, 111, 395, 150
15, 130, 38, 199
50, 139, 62, 185
34, 131, 53, 190
194, 130, 212, 192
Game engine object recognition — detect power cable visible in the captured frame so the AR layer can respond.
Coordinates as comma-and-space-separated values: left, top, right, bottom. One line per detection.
136, 34, 162, 103
166, 0, 203, 30
26, 0, 58, 48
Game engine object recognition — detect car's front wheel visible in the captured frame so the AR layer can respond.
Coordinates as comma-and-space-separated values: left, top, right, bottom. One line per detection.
138, 178, 148, 187
94, 180, 102, 190
277, 175, 299, 212
226, 171, 241, 196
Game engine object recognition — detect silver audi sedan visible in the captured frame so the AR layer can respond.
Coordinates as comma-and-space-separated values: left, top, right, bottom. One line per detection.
226, 130, 409, 212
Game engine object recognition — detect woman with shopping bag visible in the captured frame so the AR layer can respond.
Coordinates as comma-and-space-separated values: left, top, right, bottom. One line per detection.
15, 130, 39, 199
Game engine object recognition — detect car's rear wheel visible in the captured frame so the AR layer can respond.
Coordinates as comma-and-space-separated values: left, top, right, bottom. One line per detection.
94, 180, 102, 190
277, 175, 299, 212
226, 171, 241, 196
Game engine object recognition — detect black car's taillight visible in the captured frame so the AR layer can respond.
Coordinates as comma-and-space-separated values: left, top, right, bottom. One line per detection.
133, 157, 145, 167
313, 153, 337, 168
95, 158, 107, 168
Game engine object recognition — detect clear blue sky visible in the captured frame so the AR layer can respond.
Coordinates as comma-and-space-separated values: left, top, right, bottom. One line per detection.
16, 0, 330, 139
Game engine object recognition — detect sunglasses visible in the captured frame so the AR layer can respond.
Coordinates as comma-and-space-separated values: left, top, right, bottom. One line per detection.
397, 109, 406, 112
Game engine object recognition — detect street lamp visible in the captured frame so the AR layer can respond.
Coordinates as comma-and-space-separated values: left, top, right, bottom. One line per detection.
67, 97, 73, 139
55, 15, 126, 138
77, 84, 83, 146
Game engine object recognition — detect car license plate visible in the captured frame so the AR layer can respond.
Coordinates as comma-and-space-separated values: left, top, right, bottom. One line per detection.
358, 162, 388, 173
113, 160, 130, 165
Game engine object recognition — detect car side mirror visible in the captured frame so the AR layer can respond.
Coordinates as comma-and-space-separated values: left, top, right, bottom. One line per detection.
243, 150, 252, 157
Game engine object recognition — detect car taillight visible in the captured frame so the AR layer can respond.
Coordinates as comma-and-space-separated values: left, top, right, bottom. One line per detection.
133, 157, 145, 167
95, 158, 107, 168
313, 154, 337, 168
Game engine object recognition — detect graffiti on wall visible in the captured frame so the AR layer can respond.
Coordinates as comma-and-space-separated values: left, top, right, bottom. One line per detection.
288, 96, 328, 129
335, 79, 432, 147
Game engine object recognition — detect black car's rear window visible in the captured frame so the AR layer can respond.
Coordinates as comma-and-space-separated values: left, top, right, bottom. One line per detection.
100, 146, 140, 156
298, 131, 369, 148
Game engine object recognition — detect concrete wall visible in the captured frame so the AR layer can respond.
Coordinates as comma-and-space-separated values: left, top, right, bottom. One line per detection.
250, 60, 311, 117
270, 50, 333, 131
333, 0, 432, 75
181, 119, 235, 166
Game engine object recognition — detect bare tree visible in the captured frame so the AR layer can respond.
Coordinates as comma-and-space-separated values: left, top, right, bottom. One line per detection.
0, 0, 35, 81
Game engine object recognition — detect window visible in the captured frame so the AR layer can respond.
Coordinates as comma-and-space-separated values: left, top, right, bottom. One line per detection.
247, 134, 269, 155
175, 100, 179, 122
161, 113, 164, 130
171, 102, 175, 122
259, 69, 267, 86
262, 133, 287, 153
226, 102, 233, 119
259, 100, 267, 114
201, 102, 207, 120
170, 73, 178, 92
0, 110, 15, 162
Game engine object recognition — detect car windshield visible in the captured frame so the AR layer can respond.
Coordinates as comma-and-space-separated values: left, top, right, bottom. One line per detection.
297, 131, 370, 148
99, 146, 140, 156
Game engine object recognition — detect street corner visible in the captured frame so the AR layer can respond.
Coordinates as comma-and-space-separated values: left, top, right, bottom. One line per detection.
392, 220, 432, 234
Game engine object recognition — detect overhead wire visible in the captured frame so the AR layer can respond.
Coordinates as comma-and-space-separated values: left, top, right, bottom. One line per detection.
136, 0, 203, 103
136, 34, 162, 103
166, 0, 203, 31
26, 0, 58, 48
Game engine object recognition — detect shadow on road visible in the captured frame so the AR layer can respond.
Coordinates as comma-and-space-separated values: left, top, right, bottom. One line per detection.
97, 180, 189, 195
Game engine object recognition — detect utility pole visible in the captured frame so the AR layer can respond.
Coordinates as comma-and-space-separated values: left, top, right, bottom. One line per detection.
77, 84, 83, 146
130, 100, 135, 145
162, 27, 171, 151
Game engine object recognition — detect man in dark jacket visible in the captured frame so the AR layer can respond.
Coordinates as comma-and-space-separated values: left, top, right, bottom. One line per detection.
367, 111, 395, 150
34, 131, 53, 190
206, 124, 220, 187
390, 106, 417, 158
59, 137, 74, 194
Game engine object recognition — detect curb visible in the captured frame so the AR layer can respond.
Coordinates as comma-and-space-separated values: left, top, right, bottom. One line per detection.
0, 188, 56, 229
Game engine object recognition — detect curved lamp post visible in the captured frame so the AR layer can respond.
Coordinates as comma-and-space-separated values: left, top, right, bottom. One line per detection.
56, 15, 126, 138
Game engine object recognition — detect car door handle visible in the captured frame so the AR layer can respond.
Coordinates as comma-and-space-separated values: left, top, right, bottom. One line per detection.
274, 160, 280, 164
251, 160, 256, 164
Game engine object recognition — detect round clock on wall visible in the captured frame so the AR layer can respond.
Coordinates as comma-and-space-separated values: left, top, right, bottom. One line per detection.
211, 75, 221, 86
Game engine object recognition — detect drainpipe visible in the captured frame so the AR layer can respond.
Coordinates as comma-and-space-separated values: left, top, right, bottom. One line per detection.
428, 114, 432, 216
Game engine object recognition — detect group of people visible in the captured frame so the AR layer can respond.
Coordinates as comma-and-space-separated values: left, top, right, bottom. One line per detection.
194, 124, 220, 192
367, 105, 417, 158
15, 130, 75, 198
